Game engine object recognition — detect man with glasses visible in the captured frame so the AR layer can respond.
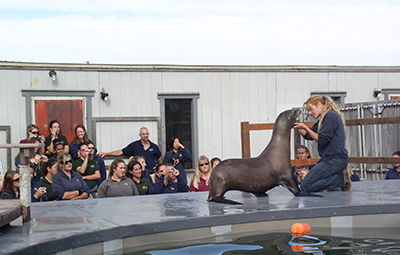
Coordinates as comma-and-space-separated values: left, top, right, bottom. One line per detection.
99, 127, 162, 176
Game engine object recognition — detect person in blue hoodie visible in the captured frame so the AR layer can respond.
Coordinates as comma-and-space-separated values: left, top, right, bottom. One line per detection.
30, 163, 48, 202
385, 151, 400, 180
149, 164, 189, 194
294, 95, 350, 192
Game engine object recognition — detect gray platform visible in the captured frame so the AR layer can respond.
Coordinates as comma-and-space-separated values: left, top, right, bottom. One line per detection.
1, 180, 400, 255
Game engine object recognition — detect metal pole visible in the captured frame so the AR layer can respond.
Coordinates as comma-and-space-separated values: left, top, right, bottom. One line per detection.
19, 147, 34, 223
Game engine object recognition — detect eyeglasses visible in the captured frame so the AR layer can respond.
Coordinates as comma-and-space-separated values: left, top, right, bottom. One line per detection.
199, 162, 209, 167
64, 160, 73, 165
31, 132, 39, 135
88, 147, 95, 150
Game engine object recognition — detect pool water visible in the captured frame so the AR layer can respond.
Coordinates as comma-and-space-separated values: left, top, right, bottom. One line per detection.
129, 231, 400, 255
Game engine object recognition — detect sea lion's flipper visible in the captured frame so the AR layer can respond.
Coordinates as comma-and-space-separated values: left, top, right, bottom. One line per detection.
252, 192, 268, 197
296, 191, 323, 197
210, 196, 243, 205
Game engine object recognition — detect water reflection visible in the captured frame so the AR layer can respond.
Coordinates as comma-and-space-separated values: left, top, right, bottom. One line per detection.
131, 232, 400, 255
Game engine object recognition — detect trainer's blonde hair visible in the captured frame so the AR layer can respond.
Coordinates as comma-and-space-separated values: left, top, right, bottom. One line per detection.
304, 95, 346, 132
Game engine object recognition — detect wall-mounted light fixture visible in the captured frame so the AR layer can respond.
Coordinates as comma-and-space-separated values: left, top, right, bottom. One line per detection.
49, 70, 57, 82
373, 88, 382, 98
100, 87, 109, 101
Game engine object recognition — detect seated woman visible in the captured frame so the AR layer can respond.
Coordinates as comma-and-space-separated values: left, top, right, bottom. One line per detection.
20, 124, 46, 153
190, 155, 212, 192
295, 165, 309, 185
211, 157, 222, 169
88, 141, 107, 187
70, 125, 91, 160
29, 163, 47, 202
39, 158, 58, 201
45, 120, 69, 157
150, 163, 167, 183
125, 160, 150, 195
15, 137, 48, 167
129, 155, 152, 183
296, 145, 315, 170
97, 159, 139, 198
149, 164, 189, 194
51, 139, 65, 159
163, 137, 192, 183
52, 152, 90, 200
0, 171, 19, 199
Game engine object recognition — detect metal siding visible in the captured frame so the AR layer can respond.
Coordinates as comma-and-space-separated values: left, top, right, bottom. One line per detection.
2, 64, 400, 171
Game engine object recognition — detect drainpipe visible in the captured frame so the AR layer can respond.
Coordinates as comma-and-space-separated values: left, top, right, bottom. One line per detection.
357, 105, 364, 180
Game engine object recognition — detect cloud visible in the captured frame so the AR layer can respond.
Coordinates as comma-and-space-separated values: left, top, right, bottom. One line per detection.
0, 1, 399, 65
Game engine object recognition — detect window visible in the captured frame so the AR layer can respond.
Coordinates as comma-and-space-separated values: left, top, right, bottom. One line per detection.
310, 91, 347, 105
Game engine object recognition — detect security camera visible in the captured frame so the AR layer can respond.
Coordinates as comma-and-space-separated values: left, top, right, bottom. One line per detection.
373, 88, 381, 98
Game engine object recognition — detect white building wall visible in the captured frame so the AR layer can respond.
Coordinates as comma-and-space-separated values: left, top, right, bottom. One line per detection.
1, 63, 400, 170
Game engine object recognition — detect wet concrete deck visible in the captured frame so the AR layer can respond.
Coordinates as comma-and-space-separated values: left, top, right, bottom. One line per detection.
1, 179, 400, 255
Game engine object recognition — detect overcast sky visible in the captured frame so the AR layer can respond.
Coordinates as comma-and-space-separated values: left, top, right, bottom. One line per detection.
1, 0, 399, 66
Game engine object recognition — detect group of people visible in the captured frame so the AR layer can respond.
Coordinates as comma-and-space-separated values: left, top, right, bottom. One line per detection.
0, 122, 223, 201
3, 95, 400, 201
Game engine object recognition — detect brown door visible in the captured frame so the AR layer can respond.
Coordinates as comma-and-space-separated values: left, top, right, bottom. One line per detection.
34, 99, 84, 144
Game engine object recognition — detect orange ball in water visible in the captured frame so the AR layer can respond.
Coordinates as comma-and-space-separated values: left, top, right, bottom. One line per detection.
291, 223, 311, 235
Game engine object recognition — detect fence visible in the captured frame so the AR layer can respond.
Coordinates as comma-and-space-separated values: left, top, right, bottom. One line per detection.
241, 99, 400, 181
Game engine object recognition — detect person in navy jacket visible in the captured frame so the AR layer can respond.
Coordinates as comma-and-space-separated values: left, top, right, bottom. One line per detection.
149, 164, 189, 194
52, 152, 91, 200
294, 95, 350, 192
163, 137, 192, 183
385, 151, 400, 180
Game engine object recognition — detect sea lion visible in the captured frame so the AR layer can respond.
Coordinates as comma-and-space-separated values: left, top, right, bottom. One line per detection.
208, 109, 305, 204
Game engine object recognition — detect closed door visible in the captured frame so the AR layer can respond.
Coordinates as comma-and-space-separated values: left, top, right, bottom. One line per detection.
33, 98, 84, 143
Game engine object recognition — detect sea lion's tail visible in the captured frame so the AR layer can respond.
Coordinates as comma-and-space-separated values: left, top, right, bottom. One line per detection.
208, 195, 243, 205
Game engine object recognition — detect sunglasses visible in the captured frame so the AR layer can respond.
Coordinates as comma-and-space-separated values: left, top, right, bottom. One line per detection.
64, 160, 73, 165
31, 132, 39, 135
199, 162, 209, 167
13, 178, 20, 182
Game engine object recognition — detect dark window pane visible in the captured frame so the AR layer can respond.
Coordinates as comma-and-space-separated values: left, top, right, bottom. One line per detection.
165, 99, 192, 169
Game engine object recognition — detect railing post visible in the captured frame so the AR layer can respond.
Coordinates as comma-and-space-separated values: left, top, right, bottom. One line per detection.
241, 122, 250, 158
19, 147, 34, 223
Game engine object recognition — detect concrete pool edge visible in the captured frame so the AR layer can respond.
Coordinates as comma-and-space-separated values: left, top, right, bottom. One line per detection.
1, 180, 400, 255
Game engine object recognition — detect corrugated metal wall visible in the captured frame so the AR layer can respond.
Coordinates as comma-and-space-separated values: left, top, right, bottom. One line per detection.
1, 63, 400, 172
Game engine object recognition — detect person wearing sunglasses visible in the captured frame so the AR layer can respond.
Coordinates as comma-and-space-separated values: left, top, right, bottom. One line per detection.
189, 155, 212, 192
20, 124, 45, 144
0, 171, 20, 199
52, 152, 90, 200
